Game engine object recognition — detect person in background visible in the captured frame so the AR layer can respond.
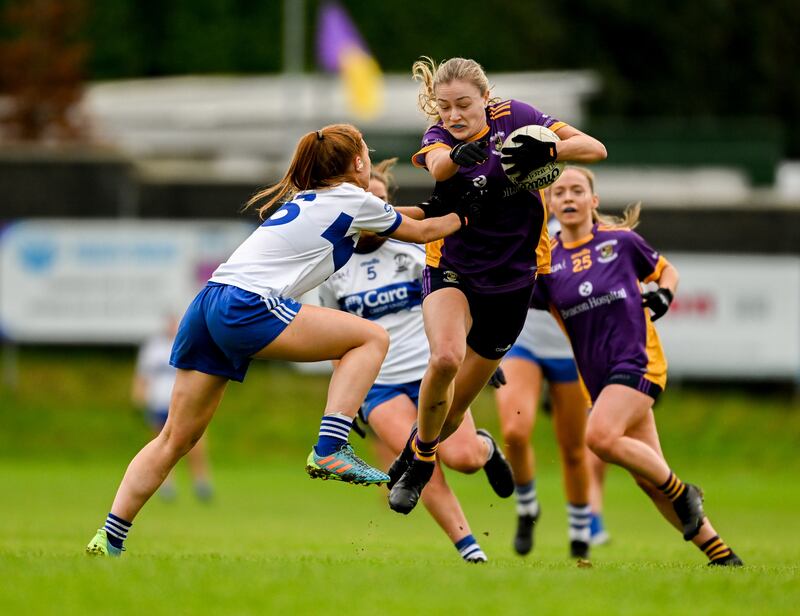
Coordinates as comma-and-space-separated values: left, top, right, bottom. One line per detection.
532, 166, 742, 566
132, 315, 213, 501
86, 123, 473, 557
494, 215, 592, 560
319, 158, 512, 563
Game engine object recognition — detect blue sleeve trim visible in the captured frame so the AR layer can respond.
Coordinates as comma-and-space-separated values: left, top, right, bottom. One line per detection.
377, 211, 403, 237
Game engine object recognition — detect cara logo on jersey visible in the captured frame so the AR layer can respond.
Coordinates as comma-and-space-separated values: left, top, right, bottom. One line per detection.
338, 281, 422, 320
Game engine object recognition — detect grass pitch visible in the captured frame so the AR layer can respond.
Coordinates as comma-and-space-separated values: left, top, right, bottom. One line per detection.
1, 460, 798, 616
1, 350, 799, 614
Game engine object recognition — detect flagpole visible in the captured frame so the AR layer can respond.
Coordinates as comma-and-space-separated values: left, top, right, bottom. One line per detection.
282, 0, 305, 75
282, 0, 305, 159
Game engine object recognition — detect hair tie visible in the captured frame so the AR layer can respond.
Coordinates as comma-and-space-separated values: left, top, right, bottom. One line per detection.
316, 130, 324, 141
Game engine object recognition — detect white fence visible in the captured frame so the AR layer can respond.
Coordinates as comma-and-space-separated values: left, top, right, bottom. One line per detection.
656, 253, 800, 380
0, 220, 252, 343
1, 221, 798, 381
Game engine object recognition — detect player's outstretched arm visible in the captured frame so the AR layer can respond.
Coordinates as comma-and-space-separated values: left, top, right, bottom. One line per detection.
394, 206, 425, 220
553, 125, 607, 163
389, 212, 462, 244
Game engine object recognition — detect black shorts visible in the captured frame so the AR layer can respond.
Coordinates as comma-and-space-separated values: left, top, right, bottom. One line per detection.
422, 266, 534, 360
604, 372, 663, 403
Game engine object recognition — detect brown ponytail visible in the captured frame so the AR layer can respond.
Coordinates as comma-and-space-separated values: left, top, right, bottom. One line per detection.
246, 123, 364, 220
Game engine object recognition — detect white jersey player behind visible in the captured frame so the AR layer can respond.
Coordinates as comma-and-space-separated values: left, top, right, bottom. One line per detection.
317, 159, 512, 563
87, 124, 472, 558
132, 316, 213, 501
319, 238, 428, 385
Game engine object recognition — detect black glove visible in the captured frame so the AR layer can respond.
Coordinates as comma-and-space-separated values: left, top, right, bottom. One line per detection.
642, 288, 674, 322
449, 139, 489, 167
500, 134, 557, 177
454, 187, 490, 227
487, 366, 506, 389
416, 193, 453, 219
419, 182, 488, 227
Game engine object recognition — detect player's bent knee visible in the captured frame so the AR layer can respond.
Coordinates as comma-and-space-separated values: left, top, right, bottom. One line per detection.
442, 447, 484, 474
364, 321, 390, 352
160, 426, 205, 460
585, 429, 616, 463
428, 348, 464, 379
501, 424, 530, 449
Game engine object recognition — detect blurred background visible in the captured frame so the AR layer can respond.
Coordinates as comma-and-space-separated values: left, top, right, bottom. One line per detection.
0, 0, 797, 387
1, 2, 799, 588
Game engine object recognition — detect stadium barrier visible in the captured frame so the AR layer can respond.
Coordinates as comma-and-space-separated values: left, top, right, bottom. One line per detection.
1, 221, 797, 382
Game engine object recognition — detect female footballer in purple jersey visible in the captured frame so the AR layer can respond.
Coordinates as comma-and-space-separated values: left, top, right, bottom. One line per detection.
532, 167, 742, 566
387, 56, 607, 515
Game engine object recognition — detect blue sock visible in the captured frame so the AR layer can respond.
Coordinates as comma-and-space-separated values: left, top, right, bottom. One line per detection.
455, 534, 487, 562
314, 413, 353, 456
590, 512, 604, 536
104, 512, 132, 549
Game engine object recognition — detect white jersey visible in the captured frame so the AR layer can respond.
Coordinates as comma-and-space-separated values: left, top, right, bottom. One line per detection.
135, 334, 177, 410
515, 215, 574, 359
515, 308, 574, 359
210, 183, 402, 300
318, 239, 429, 384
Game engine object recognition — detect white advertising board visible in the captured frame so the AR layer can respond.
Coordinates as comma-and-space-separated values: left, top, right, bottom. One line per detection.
0, 220, 253, 343
656, 253, 800, 379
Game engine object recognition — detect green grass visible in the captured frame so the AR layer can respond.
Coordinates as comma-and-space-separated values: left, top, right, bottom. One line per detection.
1, 460, 798, 615
1, 348, 800, 614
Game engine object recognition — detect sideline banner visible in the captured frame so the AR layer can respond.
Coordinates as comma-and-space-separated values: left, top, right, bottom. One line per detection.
0, 220, 252, 343
656, 253, 800, 379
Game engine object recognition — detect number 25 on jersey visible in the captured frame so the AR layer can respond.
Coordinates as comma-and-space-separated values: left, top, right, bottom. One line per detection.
571, 248, 592, 273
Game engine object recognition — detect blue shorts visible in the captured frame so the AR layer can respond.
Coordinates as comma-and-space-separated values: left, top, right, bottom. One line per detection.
504, 345, 579, 383
361, 380, 421, 422
170, 282, 301, 382
145, 408, 169, 430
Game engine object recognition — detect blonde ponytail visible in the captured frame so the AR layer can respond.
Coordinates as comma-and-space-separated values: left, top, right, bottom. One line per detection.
567, 165, 641, 230
412, 56, 498, 123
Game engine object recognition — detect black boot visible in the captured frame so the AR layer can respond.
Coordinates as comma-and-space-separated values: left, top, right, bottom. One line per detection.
388, 458, 435, 515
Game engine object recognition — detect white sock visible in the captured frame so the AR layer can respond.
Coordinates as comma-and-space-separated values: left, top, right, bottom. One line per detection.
515, 481, 540, 517
568, 503, 591, 543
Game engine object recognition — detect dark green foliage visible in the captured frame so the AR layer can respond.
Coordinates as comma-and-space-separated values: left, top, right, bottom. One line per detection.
1, 0, 798, 153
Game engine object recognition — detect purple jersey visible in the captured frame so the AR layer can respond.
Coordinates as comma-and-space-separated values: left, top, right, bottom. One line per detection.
531, 224, 669, 401
412, 100, 568, 293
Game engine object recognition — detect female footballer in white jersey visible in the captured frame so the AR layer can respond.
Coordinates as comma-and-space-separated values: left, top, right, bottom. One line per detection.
86, 124, 473, 557
319, 159, 512, 563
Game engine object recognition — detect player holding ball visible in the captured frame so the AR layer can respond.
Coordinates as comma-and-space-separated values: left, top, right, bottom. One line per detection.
387, 56, 607, 514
